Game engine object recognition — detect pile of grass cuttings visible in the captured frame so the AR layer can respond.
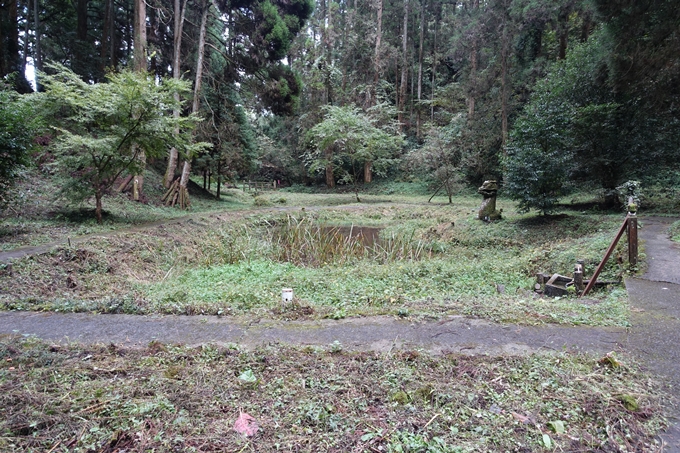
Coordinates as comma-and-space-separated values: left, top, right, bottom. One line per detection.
0, 336, 666, 452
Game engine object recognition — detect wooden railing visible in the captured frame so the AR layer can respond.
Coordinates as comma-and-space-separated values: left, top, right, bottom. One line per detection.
241, 180, 278, 192
581, 203, 638, 297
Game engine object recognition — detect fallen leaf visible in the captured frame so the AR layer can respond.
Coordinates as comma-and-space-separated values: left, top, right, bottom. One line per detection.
542, 433, 552, 448
548, 420, 565, 434
233, 412, 259, 437
238, 369, 257, 384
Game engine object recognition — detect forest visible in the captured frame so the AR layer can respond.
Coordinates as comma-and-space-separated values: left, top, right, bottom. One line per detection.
2, 1, 680, 451
1, 0, 679, 215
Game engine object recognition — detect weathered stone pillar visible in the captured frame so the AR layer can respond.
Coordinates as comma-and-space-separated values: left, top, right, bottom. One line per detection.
477, 180, 502, 221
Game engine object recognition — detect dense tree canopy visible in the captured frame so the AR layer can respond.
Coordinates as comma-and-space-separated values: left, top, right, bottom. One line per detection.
0, 0, 678, 213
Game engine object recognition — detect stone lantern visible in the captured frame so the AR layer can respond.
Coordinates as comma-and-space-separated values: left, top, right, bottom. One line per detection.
477, 180, 502, 221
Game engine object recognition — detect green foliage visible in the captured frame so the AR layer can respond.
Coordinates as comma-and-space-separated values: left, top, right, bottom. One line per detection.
594, 0, 680, 148
0, 89, 39, 206
506, 27, 679, 211
304, 105, 403, 199
39, 64, 208, 221
503, 81, 573, 214
668, 220, 680, 244
196, 56, 257, 194
406, 115, 466, 202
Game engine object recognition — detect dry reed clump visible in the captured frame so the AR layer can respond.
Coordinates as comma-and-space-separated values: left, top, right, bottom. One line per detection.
272, 214, 429, 267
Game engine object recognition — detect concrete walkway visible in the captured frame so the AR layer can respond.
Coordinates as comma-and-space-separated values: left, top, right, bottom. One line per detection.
625, 216, 680, 452
0, 311, 624, 355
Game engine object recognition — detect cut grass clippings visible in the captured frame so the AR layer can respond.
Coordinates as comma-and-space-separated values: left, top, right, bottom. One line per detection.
0, 335, 666, 453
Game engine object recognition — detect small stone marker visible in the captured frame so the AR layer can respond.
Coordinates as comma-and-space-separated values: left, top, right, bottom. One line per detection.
477, 180, 502, 221
573, 264, 584, 292
282, 288, 293, 303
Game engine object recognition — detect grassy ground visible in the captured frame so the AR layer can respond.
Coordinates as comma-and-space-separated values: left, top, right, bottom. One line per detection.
669, 220, 680, 243
2, 193, 633, 326
0, 166, 254, 251
0, 335, 666, 453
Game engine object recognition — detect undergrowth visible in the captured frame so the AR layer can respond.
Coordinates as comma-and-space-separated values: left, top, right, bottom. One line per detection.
669, 220, 680, 243
0, 166, 252, 251
1, 203, 631, 326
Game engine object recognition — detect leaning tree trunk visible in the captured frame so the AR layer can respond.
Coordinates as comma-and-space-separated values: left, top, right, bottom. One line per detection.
131, 0, 147, 201
170, 0, 209, 209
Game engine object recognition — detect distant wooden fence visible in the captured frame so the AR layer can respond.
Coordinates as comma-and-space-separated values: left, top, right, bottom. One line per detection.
241, 180, 279, 192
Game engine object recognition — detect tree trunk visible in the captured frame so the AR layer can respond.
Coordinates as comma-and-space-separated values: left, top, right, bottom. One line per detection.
34, 0, 41, 72
558, 29, 568, 60
131, 0, 147, 201
364, 0, 383, 183
325, 0, 333, 105
216, 164, 221, 199
0, 0, 30, 91
416, 0, 426, 139
76, 0, 88, 72
100, 0, 111, 73
468, 0, 478, 117
430, 3, 439, 121
319, 0, 333, 105
95, 188, 103, 224
363, 161, 372, 183
373, 0, 383, 89
398, 0, 409, 132
77, 0, 88, 42
22, 0, 29, 72
76, 0, 88, 57
163, 0, 188, 188
132, 0, 146, 72
499, 3, 509, 149
325, 145, 335, 187
177, 0, 209, 208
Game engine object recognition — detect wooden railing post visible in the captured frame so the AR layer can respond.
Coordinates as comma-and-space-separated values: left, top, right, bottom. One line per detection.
628, 213, 638, 267
581, 215, 629, 297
